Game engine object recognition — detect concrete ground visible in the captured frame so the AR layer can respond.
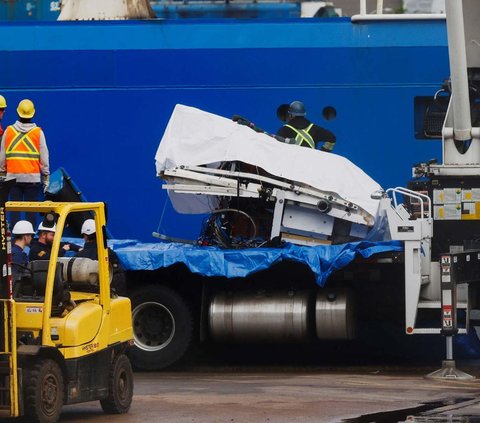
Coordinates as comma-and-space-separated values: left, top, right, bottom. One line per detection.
58, 364, 480, 423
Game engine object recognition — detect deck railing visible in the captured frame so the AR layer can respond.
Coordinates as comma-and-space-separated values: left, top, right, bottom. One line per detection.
354, 0, 445, 21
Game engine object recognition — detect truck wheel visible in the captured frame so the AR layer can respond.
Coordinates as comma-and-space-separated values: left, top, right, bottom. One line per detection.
100, 354, 133, 414
128, 285, 193, 370
24, 358, 64, 423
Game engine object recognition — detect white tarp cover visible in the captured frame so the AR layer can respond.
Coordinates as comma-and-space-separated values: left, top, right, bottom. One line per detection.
156, 105, 382, 219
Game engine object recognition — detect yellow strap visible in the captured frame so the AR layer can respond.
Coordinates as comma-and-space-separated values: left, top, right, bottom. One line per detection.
285, 123, 315, 149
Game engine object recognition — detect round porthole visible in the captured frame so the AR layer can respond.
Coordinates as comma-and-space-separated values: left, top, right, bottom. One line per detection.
322, 106, 337, 121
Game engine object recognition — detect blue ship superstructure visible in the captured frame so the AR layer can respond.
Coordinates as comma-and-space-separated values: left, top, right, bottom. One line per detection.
0, 0, 60, 21
0, 16, 448, 240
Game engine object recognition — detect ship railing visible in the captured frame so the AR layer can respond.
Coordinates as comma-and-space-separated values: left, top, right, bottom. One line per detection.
353, 0, 445, 21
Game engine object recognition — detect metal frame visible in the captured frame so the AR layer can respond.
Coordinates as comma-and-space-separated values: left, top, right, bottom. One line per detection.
379, 187, 459, 335
353, 0, 445, 21
6, 201, 111, 347
162, 166, 371, 225
163, 166, 361, 211
162, 165, 374, 244
0, 300, 19, 417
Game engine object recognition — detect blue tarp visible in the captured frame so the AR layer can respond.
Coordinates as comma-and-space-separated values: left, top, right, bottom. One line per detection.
109, 240, 404, 287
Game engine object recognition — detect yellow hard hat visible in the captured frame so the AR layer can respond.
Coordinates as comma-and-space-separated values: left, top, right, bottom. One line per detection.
0, 95, 6, 109
17, 99, 35, 119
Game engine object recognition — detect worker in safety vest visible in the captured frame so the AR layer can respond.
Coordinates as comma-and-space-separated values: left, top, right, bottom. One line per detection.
276, 101, 336, 152
0, 95, 7, 138
0, 99, 50, 227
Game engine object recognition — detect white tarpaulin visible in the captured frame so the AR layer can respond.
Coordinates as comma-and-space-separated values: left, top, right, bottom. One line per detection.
156, 104, 382, 219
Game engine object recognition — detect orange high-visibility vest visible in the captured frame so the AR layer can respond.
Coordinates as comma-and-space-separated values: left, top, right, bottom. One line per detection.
4, 126, 41, 174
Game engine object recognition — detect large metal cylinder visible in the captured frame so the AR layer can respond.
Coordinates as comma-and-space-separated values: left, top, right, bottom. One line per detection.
209, 290, 312, 342
57, 257, 112, 286
316, 289, 356, 340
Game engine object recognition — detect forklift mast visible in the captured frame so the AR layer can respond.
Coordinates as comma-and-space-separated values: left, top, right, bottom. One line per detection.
0, 177, 18, 418
0, 178, 15, 299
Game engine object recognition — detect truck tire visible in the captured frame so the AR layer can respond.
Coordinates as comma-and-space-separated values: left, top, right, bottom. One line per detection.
24, 358, 64, 423
128, 285, 193, 370
100, 353, 133, 414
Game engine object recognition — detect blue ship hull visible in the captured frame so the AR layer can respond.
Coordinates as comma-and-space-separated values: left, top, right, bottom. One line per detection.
0, 17, 448, 240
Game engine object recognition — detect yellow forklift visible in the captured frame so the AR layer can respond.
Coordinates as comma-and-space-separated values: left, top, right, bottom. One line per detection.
0, 178, 134, 423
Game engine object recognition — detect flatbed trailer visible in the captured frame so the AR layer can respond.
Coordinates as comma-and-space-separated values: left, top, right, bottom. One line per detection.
114, 239, 407, 369
107, 238, 479, 370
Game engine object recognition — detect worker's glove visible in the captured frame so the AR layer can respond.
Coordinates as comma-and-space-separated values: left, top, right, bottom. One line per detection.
232, 115, 265, 133
232, 115, 251, 127
42, 175, 50, 193
320, 142, 335, 152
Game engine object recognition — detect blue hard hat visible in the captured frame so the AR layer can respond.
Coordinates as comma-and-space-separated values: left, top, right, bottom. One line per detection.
288, 101, 306, 117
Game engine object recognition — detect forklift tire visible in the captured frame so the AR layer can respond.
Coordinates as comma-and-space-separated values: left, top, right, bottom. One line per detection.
128, 285, 193, 370
100, 354, 133, 414
24, 358, 64, 423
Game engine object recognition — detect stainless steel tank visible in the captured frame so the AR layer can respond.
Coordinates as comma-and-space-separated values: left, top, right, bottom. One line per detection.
315, 289, 356, 340
209, 290, 312, 342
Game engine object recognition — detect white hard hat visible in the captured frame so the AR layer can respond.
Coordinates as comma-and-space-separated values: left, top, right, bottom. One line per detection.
81, 219, 96, 235
12, 220, 35, 235
38, 222, 56, 233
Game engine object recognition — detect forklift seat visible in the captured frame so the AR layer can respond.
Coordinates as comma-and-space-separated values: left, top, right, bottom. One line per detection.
29, 261, 69, 315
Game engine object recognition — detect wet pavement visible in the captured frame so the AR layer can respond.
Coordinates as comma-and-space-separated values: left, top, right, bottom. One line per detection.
55, 363, 480, 423
346, 397, 480, 422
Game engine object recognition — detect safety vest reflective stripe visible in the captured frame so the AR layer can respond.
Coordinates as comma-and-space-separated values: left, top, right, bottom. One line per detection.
5, 126, 41, 174
285, 123, 315, 149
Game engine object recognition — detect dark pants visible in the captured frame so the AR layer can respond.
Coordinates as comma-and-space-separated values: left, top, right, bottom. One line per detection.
9, 182, 41, 229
